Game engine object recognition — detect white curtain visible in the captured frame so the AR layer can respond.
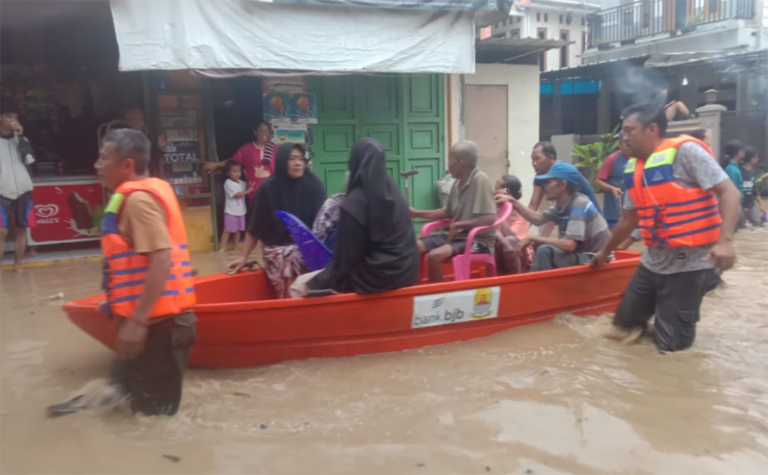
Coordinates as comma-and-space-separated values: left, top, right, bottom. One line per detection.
110, 0, 476, 74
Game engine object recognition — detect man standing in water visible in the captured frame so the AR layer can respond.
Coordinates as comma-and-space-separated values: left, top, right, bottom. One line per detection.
48, 129, 196, 416
594, 103, 740, 353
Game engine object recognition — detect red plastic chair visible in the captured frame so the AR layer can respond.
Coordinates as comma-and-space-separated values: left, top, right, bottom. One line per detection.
420, 201, 513, 281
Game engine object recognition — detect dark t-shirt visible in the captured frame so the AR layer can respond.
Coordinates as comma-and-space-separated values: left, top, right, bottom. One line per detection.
741, 166, 756, 208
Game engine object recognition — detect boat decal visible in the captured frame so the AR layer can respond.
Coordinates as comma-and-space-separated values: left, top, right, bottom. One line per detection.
411, 287, 500, 329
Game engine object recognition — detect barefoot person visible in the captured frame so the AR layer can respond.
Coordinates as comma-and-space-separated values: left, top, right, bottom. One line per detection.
48, 129, 196, 416
0, 102, 35, 272
593, 103, 740, 353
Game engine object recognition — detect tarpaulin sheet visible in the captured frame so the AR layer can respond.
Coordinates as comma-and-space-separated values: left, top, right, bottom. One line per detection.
110, 0, 476, 74
250, 0, 509, 11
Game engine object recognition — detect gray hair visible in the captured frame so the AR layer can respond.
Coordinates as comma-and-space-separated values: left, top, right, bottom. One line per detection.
451, 140, 479, 168
102, 128, 151, 175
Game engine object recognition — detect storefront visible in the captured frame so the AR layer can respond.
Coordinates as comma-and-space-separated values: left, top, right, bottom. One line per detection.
2, 0, 493, 261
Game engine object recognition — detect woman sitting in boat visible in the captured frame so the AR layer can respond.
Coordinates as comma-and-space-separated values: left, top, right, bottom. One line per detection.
290, 138, 420, 296
494, 175, 535, 274
228, 142, 340, 298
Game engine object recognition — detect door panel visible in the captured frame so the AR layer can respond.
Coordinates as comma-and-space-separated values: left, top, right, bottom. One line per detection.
465, 85, 509, 184
309, 74, 444, 211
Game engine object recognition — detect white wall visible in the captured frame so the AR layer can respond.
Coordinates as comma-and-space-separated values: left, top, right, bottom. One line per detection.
448, 64, 541, 204
489, 7, 593, 70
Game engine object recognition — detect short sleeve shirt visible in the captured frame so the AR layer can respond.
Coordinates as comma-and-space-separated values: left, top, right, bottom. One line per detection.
232, 142, 276, 202
224, 179, 247, 216
445, 168, 497, 247
542, 192, 611, 253
118, 192, 173, 254
623, 142, 728, 274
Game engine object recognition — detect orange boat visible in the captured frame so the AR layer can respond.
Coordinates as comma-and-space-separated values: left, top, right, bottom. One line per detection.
63, 252, 640, 368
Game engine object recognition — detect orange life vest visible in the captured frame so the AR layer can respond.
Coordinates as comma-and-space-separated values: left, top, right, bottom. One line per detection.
101, 178, 196, 318
623, 135, 721, 248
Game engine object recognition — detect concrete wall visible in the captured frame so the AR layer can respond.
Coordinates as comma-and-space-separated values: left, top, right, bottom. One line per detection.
448, 64, 540, 203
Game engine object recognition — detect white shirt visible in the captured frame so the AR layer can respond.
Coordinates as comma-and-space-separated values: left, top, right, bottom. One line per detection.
0, 136, 34, 200
224, 179, 246, 216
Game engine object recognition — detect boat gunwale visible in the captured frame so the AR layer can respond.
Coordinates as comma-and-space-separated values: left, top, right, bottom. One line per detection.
62, 252, 641, 313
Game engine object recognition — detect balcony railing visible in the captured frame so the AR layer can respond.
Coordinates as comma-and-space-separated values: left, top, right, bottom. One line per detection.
588, 0, 755, 49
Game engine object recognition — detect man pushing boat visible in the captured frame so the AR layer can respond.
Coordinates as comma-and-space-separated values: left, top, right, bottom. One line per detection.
593, 103, 740, 353
47, 129, 196, 416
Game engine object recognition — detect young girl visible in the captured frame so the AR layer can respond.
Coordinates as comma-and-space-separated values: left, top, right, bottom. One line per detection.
493, 175, 535, 274
221, 160, 253, 252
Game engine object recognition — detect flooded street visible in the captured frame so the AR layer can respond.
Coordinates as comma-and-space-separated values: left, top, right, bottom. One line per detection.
1, 229, 767, 475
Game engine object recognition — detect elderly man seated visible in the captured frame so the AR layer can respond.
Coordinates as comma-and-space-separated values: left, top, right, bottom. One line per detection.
411, 140, 496, 282
496, 162, 611, 272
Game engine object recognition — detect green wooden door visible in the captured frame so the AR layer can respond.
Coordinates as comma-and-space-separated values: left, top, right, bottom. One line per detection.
308, 74, 445, 211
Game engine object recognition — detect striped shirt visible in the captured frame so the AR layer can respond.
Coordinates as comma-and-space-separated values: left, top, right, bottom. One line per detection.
543, 192, 611, 253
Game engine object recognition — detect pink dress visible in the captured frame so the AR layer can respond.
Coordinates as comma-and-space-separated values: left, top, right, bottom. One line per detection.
232, 142, 276, 202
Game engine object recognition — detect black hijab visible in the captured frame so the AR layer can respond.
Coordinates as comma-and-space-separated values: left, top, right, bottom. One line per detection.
342, 138, 400, 238
309, 138, 419, 294
247, 142, 326, 246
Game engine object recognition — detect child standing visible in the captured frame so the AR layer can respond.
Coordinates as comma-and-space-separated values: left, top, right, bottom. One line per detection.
740, 146, 766, 227
221, 160, 253, 252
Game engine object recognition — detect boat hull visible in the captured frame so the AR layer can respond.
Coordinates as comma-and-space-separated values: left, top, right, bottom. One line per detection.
64, 251, 640, 368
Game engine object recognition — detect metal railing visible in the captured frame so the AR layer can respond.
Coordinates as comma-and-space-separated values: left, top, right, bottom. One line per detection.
588, 0, 755, 48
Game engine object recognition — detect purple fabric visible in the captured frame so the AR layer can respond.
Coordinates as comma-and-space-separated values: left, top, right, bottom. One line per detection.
223, 214, 245, 233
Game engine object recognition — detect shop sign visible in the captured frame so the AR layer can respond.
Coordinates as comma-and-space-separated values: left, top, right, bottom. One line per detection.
411, 287, 500, 329
29, 183, 104, 244
163, 141, 201, 163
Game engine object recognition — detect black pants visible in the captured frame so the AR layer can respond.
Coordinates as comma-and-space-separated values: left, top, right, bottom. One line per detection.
613, 265, 720, 352
110, 313, 196, 415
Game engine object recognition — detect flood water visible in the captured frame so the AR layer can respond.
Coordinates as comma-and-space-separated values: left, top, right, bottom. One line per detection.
1, 229, 767, 475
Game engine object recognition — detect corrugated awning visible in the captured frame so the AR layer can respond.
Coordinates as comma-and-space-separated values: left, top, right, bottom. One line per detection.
476, 38, 572, 64
255, 0, 510, 11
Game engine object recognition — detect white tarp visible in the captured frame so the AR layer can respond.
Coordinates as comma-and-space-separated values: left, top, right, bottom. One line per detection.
110, 0, 475, 74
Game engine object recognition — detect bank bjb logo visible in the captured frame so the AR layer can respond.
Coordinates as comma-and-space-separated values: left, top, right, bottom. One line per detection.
35, 204, 60, 224
471, 288, 493, 319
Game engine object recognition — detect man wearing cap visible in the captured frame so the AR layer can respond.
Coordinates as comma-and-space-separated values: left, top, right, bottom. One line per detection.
496, 162, 611, 272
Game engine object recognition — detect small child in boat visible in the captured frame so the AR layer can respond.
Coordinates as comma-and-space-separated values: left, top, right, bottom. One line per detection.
221, 160, 253, 252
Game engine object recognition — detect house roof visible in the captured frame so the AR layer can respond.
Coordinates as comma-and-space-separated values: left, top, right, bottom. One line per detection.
476, 38, 572, 64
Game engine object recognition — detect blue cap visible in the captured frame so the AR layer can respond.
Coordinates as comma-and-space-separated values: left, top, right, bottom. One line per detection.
535, 162, 582, 185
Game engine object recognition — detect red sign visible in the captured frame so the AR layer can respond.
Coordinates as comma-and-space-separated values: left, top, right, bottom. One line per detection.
29, 182, 105, 244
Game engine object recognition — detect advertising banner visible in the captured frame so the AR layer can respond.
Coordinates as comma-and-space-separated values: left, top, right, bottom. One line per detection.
411, 287, 501, 329
28, 182, 105, 245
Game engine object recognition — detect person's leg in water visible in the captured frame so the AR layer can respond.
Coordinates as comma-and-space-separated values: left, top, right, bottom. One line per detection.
652, 269, 719, 353
608, 264, 657, 343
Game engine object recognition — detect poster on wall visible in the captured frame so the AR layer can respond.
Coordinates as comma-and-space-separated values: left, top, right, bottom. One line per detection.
28, 182, 105, 244
263, 91, 317, 123
273, 125, 307, 147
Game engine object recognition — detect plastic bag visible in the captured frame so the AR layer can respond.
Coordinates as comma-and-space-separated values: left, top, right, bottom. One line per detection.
437, 173, 455, 208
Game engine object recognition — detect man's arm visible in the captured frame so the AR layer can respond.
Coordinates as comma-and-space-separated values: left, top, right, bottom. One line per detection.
411, 208, 448, 221
705, 179, 739, 270
499, 196, 550, 226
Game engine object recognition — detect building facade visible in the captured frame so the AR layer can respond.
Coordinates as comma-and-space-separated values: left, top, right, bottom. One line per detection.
481, 0, 600, 71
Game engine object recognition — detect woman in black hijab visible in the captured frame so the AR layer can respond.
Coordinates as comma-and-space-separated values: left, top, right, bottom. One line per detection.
228, 142, 329, 298
305, 138, 420, 294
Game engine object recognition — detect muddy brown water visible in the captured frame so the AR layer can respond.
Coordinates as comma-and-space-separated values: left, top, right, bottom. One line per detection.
1, 230, 767, 475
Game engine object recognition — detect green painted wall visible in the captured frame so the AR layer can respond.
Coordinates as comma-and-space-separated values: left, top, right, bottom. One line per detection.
307, 74, 445, 211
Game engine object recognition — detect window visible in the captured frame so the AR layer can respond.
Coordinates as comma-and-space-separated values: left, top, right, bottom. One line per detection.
582, 31, 588, 53
537, 12, 540, 22
510, 28, 521, 39
560, 30, 569, 68
559, 15, 563, 24
538, 28, 547, 71
518, 17, 522, 23
545, 13, 549, 22
582, 17, 585, 26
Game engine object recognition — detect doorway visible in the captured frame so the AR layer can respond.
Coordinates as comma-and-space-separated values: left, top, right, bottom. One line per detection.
465, 85, 509, 183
